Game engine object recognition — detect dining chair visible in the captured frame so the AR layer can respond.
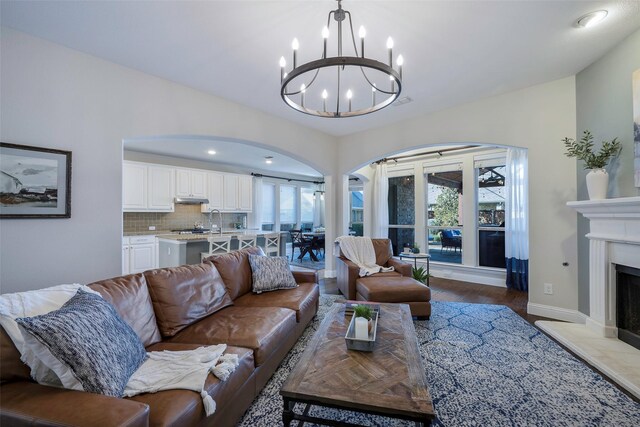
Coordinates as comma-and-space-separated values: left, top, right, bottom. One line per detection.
201, 234, 232, 261
289, 229, 312, 261
237, 234, 257, 250
262, 232, 281, 256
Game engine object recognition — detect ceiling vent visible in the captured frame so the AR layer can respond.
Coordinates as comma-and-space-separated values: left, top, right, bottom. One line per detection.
393, 96, 413, 106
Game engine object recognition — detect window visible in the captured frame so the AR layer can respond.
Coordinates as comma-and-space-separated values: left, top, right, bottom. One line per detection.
349, 189, 364, 236
477, 162, 506, 268
388, 174, 415, 255
261, 183, 275, 231
426, 164, 463, 264
279, 185, 297, 230
300, 187, 315, 227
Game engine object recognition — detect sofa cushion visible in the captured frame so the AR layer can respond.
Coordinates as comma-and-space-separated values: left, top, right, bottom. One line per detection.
248, 254, 298, 294
89, 273, 162, 347
0, 283, 101, 386
129, 343, 254, 427
234, 283, 319, 322
16, 290, 147, 397
167, 306, 296, 366
206, 246, 264, 300
144, 263, 233, 337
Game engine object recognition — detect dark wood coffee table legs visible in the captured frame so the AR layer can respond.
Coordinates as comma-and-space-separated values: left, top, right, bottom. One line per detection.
282, 396, 433, 427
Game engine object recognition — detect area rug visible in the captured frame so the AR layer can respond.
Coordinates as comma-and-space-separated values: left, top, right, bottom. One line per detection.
238, 296, 640, 426
288, 258, 325, 270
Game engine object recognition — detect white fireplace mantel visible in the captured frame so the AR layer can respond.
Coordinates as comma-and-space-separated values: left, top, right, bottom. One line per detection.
567, 196, 640, 337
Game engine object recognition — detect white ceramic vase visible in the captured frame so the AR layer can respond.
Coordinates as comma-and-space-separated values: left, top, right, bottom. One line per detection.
585, 168, 609, 200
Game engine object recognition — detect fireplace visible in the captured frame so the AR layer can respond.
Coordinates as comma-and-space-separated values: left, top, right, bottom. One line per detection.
617, 264, 640, 350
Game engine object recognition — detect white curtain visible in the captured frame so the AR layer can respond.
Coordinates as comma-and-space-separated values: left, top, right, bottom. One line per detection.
371, 163, 389, 238
313, 187, 325, 227
251, 176, 263, 230
505, 147, 529, 291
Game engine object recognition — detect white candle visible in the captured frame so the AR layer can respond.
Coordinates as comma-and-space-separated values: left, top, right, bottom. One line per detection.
355, 317, 369, 340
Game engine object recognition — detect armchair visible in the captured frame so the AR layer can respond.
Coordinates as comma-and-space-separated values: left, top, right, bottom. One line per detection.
335, 238, 412, 300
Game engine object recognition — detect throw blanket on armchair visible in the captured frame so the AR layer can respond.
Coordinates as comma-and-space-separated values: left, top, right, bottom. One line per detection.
124, 344, 239, 416
334, 236, 394, 277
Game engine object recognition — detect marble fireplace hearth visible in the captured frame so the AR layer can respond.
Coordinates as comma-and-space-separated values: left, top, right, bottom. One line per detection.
536, 196, 640, 399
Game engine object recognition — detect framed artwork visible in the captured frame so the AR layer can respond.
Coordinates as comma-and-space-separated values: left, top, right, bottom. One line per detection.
634, 69, 640, 188
0, 142, 72, 218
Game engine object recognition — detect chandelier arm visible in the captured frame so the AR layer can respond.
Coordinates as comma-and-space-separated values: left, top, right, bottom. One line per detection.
358, 67, 397, 95
345, 11, 359, 57
283, 68, 321, 96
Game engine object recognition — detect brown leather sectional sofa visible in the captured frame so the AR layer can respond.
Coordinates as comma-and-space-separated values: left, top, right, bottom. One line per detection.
0, 247, 319, 427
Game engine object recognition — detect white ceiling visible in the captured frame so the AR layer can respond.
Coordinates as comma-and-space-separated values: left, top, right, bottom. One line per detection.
2, 0, 640, 172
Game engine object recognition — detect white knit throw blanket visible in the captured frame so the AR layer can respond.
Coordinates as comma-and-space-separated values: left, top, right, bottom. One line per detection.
123, 344, 239, 417
334, 236, 394, 277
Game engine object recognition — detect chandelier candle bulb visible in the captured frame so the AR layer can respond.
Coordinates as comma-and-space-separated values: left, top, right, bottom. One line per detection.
397, 54, 404, 79
292, 38, 299, 68
322, 26, 329, 58
386, 37, 394, 67
322, 89, 328, 112
372, 85, 376, 106
359, 26, 366, 58
300, 84, 306, 107
279, 56, 286, 82
347, 89, 353, 112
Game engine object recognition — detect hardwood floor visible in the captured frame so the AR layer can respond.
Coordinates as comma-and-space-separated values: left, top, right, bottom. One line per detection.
319, 275, 549, 324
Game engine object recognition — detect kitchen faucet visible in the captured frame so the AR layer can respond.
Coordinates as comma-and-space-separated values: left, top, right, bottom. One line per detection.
209, 209, 223, 235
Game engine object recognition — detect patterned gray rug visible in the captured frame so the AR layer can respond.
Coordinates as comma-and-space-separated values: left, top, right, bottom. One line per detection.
238, 295, 640, 426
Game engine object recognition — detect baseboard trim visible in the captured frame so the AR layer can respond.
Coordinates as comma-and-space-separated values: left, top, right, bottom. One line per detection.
527, 302, 587, 323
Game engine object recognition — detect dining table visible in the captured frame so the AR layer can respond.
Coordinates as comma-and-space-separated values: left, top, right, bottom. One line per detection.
300, 232, 325, 262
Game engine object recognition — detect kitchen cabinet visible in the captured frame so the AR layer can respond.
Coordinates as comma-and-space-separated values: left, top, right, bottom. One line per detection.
123, 162, 147, 210
201, 171, 224, 211
123, 161, 174, 212
176, 168, 207, 198
220, 173, 252, 212
122, 235, 157, 274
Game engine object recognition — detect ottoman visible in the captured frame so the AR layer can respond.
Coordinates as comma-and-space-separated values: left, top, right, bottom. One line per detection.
355, 276, 431, 319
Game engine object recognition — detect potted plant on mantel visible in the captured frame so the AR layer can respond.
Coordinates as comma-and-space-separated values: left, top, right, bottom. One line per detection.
562, 130, 622, 200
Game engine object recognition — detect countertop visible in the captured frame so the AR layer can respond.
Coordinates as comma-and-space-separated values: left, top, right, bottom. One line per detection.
125, 229, 284, 241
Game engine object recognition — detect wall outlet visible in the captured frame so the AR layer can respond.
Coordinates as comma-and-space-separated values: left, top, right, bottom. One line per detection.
148, 226, 156, 231
544, 283, 553, 295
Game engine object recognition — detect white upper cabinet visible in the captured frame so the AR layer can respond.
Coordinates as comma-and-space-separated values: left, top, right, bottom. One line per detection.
238, 175, 253, 211
123, 161, 174, 212
202, 172, 224, 211
176, 168, 207, 198
147, 165, 175, 210
123, 162, 147, 210
223, 174, 239, 211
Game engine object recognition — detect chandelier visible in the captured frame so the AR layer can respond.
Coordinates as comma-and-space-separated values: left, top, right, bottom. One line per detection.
279, 0, 403, 118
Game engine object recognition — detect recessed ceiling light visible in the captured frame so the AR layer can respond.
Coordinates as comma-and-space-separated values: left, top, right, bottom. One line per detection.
207, 150, 216, 155
576, 10, 608, 28
265, 156, 273, 164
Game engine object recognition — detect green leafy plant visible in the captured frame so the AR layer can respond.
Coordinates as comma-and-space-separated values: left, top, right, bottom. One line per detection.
412, 266, 430, 284
353, 304, 373, 320
412, 243, 420, 254
563, 130, 622, 170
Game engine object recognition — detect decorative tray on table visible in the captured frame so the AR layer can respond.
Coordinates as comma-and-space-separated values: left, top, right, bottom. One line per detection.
345, 310, 378, 352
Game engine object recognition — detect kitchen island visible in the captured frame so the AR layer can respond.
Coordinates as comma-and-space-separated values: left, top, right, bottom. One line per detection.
156, 230, 286, 267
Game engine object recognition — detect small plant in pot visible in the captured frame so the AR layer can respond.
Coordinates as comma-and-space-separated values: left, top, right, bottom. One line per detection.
412, 266, 430, 285
411, 243, 420, 254
353, 304, 374, 334
562, 130, 622, 200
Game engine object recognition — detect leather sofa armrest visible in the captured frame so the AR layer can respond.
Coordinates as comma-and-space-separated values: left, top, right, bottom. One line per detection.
336, 257, 360, 300
292, 270, 318, 284
387, 257, 412, 277
0, 382, 149, 427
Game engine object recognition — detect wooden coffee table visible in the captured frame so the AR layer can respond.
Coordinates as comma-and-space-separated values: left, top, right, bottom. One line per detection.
280, 302, 435, 426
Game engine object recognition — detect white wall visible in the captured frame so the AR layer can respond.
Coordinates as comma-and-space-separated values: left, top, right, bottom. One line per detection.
338, 77, 579, 315
575, 29, 640, 315
0, 28, 337, 293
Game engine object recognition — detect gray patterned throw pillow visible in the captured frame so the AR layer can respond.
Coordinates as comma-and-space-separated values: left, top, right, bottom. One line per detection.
16, 289, 147, 397
248, 254, 298, 294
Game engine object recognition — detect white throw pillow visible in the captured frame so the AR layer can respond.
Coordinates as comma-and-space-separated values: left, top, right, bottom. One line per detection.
0, 283, 100, 386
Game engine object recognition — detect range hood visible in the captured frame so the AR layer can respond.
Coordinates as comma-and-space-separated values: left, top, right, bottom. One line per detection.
174, 197, 209, 204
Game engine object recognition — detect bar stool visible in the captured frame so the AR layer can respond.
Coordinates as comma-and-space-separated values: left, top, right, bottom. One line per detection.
262, 232, 281, 256
201, 235, 231, 262
237, 234, 257, 250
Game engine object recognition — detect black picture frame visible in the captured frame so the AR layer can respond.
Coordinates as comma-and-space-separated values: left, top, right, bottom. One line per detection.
0, 142, 72, 218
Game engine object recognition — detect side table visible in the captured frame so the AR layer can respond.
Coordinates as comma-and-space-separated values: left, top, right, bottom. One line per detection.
398, 252, 431, 286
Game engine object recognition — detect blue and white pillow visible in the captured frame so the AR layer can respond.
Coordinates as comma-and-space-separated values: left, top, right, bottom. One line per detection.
16, 289, 147, 397
248, 254, 298, 294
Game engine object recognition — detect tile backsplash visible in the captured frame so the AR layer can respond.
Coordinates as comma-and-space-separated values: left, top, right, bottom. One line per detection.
123, 204, 247, 233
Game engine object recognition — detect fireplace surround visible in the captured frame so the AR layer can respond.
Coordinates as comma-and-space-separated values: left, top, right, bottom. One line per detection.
617, 264, 640, 351
536, 196, 640, 398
